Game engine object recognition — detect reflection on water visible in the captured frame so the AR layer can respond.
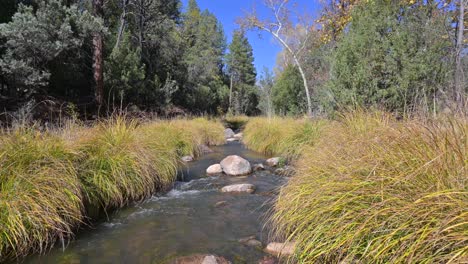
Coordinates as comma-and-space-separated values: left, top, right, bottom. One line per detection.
25, 142, 285, 264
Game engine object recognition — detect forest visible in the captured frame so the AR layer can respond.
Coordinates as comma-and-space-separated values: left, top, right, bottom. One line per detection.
0, 0, 466, 263
0, 0, 465, 121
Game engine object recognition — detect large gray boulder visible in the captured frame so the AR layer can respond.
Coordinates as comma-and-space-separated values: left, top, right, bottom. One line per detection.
220, 155, 251, 176
224, 128, 235, 139
221, 184, 256, 194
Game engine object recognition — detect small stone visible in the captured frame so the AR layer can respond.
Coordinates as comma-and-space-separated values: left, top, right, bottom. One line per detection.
258, 256, 277, 264
220, 155, 252, 176
221, 184, 255, 194
253, 163, 265, 171
224, 128, 235, 138
265, 242, 296, 256
181, 156, 194, 162
214, 201, 228, 207
206, 164, 223, 175
266, 157, 280, 167
199, 144, 214, 154
226, 138, 237, 142
172, 254, 230, 264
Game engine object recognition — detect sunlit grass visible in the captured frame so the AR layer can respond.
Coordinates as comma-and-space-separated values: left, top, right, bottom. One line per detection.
243, 117, 324, 159
0, 116, 225, 261
268, 112, 468, 263
0, 128, 82, 260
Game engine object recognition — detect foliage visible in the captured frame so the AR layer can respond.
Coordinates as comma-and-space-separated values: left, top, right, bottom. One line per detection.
273, 65, 306, 115
327, 0, 452, 113
0, 0, 101, 95
257, 67, 275, 117
226, 30, 258, 115
263, 112, 467, 263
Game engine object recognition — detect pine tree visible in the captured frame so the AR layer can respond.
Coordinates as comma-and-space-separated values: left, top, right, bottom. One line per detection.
226, 30, 257, 115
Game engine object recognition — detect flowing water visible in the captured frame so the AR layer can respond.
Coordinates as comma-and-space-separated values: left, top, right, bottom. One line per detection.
25, 142, 286, 264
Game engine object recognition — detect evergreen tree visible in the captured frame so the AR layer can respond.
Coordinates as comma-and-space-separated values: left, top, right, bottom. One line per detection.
273, 65, 306, 115
183, 0, 228, 113
328, 0, 451, 113
226, 30, 257, 115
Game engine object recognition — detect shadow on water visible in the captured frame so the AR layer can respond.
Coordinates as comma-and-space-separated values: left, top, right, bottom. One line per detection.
25, 142, 286, 264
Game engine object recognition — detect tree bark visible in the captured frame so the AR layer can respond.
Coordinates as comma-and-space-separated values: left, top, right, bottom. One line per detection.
114, 0, 130, 51
455, 0, 465, 108
229, 75, 233, 113
93, 0, 104, 107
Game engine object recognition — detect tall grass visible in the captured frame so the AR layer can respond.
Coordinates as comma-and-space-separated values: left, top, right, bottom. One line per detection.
243, 117, 324, 159
0, 116, 225, 261
0, 128, 82, 260
269, 112, 468, 263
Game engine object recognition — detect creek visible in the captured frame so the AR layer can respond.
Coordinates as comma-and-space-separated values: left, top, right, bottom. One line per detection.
25, 142, 286, 264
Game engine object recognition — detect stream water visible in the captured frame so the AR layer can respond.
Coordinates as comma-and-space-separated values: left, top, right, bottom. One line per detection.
25, 142, 286, 264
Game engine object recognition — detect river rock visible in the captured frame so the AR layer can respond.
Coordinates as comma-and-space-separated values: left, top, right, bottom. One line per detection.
199, 144, 214, 154
220, 155, 251, 176
234, 132, 243, 139
226, 138, 238, 142
258, 256, 277, 264
239, 236, 262, 247
182, 155, 194, 162
265, 242, 296, 256
221, 184, 255, 194
172, 254, 230, 264
253, 163, 265, 171
266, 157, 281, 167
214, 201, 228, 207
206, 164, 223, 175
224, 128, 235, 138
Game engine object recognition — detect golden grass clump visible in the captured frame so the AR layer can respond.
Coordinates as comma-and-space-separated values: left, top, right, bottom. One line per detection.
270, 112, 468, 263
0, 129, 83, 261
243, 117, 324, 159
0, 116, 225, 261
76, 117, 158, 211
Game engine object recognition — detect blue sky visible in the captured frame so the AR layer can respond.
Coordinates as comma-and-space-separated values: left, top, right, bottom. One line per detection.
180, 0, 322, 77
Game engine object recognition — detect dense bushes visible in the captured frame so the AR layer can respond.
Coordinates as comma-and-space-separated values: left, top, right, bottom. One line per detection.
243, 112, 467, 263
0, 117, 224, 261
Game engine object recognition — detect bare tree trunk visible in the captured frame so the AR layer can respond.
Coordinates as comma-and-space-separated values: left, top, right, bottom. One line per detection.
455, 0, 466, 108
114, 0, 130, 51
93, 0, 104, 108
229, 75, 233, 113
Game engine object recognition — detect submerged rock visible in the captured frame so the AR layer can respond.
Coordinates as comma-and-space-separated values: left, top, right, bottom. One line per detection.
253, 163, 265, 171
214, 201, 228, 208
199, 144, 214, 154
265, 242, 296, 256
220, 155, 251, 176
239, 236, 262, 247
182, 156, 194, 162
206, 164, 223, 175
172, 254, 230, 264
221, 184, 255, 194
258, 256, 277, 264
266, 157, 281, 167
224, 128, 235, 139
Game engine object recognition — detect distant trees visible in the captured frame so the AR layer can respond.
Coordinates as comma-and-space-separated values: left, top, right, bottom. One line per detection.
226, 30, 258, 115
241, 0, 315, 116
272, 65, 306, 115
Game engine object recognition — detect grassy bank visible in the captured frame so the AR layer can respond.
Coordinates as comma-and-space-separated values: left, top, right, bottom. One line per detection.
243, 112, 467, 263
0, 117, 224, 261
